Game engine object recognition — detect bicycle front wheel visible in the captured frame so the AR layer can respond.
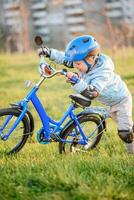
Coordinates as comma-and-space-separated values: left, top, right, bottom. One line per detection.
59, 114, 104, 154
0, 108, 30, 155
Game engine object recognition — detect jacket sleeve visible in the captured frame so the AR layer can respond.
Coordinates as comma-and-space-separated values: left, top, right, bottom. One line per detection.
72, 56, 114, 94
50, 48, 65, 64
72, 79, 88, 93
89, 57, 114, 93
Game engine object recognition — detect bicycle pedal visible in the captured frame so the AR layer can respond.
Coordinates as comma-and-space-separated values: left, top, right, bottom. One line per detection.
72, 138, 79, 145
50, 134, 59, 142
39, 138, 50, 144
37, 132, 49, 144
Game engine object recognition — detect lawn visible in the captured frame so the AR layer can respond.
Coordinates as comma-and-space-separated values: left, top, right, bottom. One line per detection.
0, 49, 134, 200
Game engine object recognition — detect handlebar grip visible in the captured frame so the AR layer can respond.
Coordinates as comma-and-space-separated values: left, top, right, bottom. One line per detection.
61, 69, 80, 84
70, 76, 80, 84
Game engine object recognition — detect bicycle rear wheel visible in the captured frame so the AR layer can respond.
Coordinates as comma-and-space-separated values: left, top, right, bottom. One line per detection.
59, 114, 104, 154
0, 108, 30, 155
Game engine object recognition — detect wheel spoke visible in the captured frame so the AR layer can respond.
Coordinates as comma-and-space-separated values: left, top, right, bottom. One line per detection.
0, 108, 30, 155
59, 115, 103, 154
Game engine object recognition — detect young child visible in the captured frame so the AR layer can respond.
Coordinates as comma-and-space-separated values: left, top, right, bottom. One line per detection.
38, 35, 134, 153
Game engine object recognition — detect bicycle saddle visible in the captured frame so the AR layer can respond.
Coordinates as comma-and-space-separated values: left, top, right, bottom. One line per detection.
69, 94, 91, 107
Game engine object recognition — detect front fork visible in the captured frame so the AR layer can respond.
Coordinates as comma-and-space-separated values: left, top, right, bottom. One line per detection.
0, 101, 28, 140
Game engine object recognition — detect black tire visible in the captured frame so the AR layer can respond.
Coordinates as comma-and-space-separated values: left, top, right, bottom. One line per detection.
0, 108, 30, 155
59, 114, 104, 154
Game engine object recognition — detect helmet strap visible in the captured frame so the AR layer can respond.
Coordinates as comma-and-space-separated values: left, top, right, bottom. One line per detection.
83, 54, 99, 73
83, 59, 92, 73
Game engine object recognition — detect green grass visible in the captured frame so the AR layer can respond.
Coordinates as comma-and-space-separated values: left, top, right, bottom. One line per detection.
0, 50, 134, 200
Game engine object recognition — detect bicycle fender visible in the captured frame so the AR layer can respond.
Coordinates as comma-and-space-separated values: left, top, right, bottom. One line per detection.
26, 110, 34, 135
78, 108, 107, 131
60, 111, 106, 138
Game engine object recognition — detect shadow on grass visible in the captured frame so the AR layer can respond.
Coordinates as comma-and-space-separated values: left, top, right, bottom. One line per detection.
122, 74, 134, 80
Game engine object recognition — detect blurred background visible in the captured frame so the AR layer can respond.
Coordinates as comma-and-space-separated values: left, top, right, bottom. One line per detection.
0, 0, 134, 54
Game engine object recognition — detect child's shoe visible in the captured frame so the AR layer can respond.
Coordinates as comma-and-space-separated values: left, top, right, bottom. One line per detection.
126, 142, 134, 154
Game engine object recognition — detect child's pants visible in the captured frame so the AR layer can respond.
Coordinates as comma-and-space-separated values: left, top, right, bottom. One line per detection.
108, 93, 134, 153
109, 93, 133, 131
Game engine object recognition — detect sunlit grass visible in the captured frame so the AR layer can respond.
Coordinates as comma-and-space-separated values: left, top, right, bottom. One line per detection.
0, 50, 134, 200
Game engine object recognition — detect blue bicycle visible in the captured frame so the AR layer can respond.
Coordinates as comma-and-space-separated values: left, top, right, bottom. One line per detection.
0, 37, 109, 155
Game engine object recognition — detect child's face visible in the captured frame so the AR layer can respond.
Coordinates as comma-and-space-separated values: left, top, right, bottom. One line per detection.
73, 55, 95, 72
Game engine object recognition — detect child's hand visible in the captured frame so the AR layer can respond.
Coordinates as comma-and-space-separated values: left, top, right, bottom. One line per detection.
67, 72, 78, 79
66, 72, 80, 85
37, 47, 51, 57
37, 48, 43, 56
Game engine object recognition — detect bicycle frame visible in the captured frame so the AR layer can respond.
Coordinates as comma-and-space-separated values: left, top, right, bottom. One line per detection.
1, 76, 88, 145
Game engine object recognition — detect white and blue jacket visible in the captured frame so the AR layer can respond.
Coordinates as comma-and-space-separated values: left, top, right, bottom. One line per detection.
50, 49, 130, 106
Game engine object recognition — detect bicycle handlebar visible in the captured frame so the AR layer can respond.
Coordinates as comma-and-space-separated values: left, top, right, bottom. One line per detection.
39, 55, 80, 84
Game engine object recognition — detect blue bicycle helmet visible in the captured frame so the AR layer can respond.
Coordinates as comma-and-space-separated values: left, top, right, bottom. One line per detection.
64, 35, 100, 62
64, 35, 100, 72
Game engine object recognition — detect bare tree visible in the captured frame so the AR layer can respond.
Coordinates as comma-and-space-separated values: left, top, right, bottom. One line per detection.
20, 0, 31, 52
